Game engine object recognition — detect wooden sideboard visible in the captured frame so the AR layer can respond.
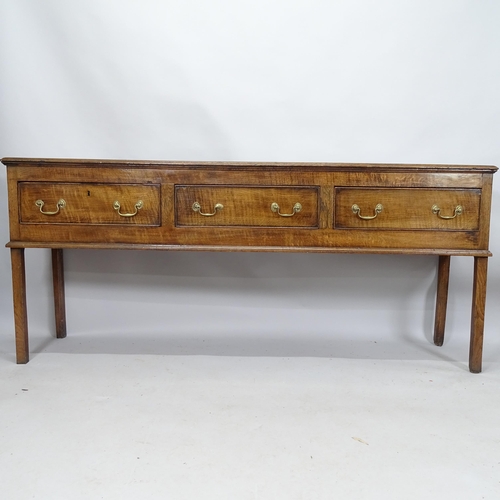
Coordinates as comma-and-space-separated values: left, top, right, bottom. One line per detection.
3, 158, 497, 372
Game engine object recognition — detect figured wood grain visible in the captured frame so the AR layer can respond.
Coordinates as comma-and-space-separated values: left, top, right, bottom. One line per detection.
335, 188, 481, 230
20, 183, 160, 225
333, 172, 484, 189
9, 218, 486, 250
175, 186, 319, 227
6, 166, 487, 189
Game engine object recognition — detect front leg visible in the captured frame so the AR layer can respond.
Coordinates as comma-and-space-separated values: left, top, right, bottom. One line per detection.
469, 257, 488, 373
11, 248, 29, 364
52, 249, 67, 339
433, 255, 451, 346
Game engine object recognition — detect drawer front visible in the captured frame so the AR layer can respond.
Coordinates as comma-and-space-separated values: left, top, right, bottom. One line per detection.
335, 188, 481, 230
20, 183, 161, 225
175, 186, 319, 227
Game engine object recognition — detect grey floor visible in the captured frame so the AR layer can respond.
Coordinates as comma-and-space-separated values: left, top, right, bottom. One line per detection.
1, 332, 500, 500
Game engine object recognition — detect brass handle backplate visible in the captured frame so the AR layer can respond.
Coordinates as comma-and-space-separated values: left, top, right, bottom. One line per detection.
271, 202, 302, 217
114, 200, 143, 217
35, 199, 66, 215
432, 204, 463, 220
192, 201, 223, 216
352, 203, 383, 220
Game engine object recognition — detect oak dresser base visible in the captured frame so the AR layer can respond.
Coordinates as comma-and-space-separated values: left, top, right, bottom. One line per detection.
4, 158, 497, 372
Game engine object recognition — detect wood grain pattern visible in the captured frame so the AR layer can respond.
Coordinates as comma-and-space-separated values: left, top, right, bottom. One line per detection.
20, 182, 160, 225
335, 188, 481, 230
175, 186, 319, 227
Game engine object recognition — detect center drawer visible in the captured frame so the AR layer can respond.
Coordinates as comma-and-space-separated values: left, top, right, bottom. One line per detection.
175, 185, 319, 227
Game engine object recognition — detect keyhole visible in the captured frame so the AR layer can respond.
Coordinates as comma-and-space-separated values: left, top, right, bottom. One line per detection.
87, 191, 91, 196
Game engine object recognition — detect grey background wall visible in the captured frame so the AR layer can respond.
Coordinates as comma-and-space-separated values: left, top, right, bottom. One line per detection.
1, 1, 499, 362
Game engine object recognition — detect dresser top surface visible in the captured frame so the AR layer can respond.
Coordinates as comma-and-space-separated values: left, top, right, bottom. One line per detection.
2, 157, 498, 173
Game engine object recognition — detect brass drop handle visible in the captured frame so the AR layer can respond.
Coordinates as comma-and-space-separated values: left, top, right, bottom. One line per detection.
113, 200, 143, 217
192, 201, 223, 216
271, 202, 302, 217
35, 199, 66, 215
352, 203, 383, 220
432, 204, 463, 220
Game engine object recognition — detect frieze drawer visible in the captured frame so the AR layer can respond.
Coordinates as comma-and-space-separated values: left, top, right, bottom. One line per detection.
19, 182, 161, 226
175, 185, 319, 227
334, 187, 481, 230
